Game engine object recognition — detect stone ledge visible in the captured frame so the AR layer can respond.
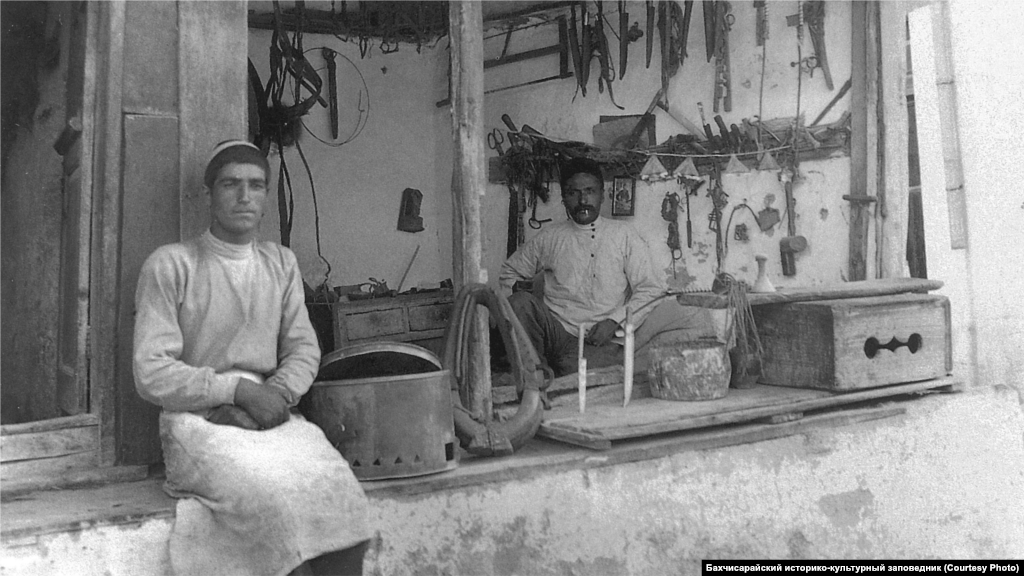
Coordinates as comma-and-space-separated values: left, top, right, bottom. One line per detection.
2, 393, 942, 546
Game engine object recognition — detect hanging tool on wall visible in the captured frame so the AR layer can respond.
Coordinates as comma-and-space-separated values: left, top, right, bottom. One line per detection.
702, 0, 716, 62
491, 125, 525, 258
624, 87, 665, 150
646, 0, 656, 68
656, 0, 693, 106
683, 176, 703, 248
322, 48, 339, 139
698, 102, 717, 149
619, 1, 629, 79
778, 2, 810, 276
802, 1, 833, 90
661, 191, 683, 278
568, 3, 587, 96
658, 1, 670, 101
707, 163, 729, 271
714, 114, 733, 151
581, 2, 593, 92
712, 1, 734, 113
786, 1, 831, 89
754, 0, 768, 46
679, 0, 695, 66
500, 114, 555, 231
593, 1, 625, 109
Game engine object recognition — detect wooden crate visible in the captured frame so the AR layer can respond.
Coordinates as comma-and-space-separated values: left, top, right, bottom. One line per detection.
332, 291, 454, 356
752, 293, 952, 390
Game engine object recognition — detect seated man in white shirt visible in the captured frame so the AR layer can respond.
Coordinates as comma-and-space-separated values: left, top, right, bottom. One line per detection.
498, 157, 668, 377
133, 140, 370, 576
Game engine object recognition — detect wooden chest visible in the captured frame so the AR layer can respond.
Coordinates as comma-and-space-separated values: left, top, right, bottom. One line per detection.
332, 291, 454, 356
752, 293, 951, 390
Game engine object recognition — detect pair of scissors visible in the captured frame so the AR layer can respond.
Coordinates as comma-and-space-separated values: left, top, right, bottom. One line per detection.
487, 128, 505, 156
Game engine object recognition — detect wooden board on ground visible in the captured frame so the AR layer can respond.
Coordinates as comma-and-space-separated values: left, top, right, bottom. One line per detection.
547, 365, 639, 394
537, 376, 960, 450
674, 278, 944, 309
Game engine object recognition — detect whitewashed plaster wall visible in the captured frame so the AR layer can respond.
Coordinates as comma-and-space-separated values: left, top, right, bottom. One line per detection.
482, 0, 854, 291
249, 1, 854, 294
910, 1, 1024, 393
248, 29, 452, 292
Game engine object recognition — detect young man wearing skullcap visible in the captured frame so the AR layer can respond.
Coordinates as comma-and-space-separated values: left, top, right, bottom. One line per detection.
133, 140, 370, 576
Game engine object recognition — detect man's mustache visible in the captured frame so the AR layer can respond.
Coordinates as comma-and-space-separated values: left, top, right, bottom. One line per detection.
573, 204, 596, 213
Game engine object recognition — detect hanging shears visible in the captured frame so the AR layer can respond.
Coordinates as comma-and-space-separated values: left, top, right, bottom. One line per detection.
487, 128, 506, 156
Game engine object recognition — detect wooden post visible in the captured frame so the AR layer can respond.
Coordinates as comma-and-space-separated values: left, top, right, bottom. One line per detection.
449, 1, 491, 420
930, 2, 968, 250
848, 1, 881, 281
877, 1, 910, 279
90, 0, 126, 465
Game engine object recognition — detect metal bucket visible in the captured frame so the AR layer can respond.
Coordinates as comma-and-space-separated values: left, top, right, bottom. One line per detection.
646, 339, 730, 401
302, 342, 458, 480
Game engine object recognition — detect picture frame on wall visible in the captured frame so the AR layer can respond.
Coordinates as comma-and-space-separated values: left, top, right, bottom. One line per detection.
611, 177, 636, 216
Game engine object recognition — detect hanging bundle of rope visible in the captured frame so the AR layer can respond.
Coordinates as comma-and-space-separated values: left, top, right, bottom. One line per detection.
720, 274, 764, 387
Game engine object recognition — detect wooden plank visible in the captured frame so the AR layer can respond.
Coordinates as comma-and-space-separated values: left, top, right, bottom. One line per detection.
1, 426, 98, 463
116, 114, 181, 464
538, 377, 959, 448
0, 465, 149, 501
55, 164, 90, 416
90, 0, 126, 466
848, 0, 868, 280
929, 2, 968, 249
877, 1, 910, 279
535, 427, 612, 451
123, 0, 178, 114
674, 278, 943, 308
178, 0, 248, 240
1, 413, 98, 436
548, 366, 629, 393
0, 450, 98, 482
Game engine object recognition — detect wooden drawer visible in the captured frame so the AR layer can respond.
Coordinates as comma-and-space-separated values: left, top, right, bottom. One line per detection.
333, 291, 454, 351
753, 293, 952, 390
408, 301, 452, 332
344, 308, 407, 340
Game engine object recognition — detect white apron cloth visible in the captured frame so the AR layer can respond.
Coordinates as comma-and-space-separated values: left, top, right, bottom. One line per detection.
160, 410, 371, 576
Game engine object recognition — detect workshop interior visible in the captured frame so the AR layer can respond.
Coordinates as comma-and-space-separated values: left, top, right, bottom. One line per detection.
0, 0, 960, 471
6, 0, 1024, 571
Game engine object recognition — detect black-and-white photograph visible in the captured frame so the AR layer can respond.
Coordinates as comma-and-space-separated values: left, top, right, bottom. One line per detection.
2, 2, 1023, 575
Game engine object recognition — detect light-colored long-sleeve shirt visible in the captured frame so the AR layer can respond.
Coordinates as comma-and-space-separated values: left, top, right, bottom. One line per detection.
499, 215, 667, 334
133, 230, 321, 413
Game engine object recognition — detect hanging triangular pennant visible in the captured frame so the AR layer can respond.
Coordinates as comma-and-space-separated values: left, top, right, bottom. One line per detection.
639, 155, 669, 181
724, 153, 750, 174
672, 156, 699, 178
757, 150, 780, 171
